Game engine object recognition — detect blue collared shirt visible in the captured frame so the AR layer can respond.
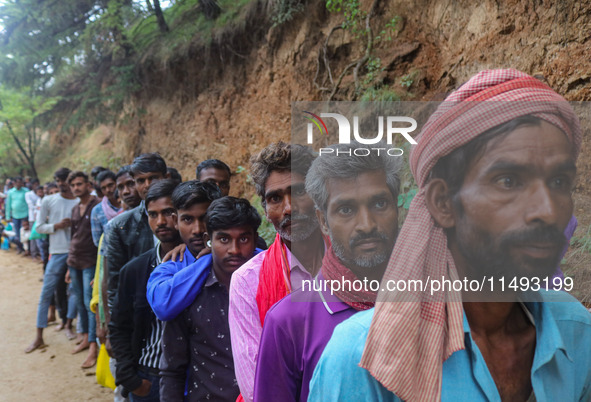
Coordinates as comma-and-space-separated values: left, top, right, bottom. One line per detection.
146, 247, 198, 321
90, 199, 120, 247
146, 248, 265, 321
308, 290, 591, 401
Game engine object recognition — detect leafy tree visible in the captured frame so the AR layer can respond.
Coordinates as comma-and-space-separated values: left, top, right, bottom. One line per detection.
0, 86, 59, 178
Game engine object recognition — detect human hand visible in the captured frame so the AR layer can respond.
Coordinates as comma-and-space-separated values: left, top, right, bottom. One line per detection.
132, 379, 152, 397
162, 243, 186, 262
54, 218, 71, 230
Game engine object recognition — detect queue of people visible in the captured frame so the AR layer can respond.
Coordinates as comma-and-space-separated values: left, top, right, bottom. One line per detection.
3, 68, 590, 401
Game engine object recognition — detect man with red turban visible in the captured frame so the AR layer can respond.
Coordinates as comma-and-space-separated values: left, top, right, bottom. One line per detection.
308, 69, 591, 401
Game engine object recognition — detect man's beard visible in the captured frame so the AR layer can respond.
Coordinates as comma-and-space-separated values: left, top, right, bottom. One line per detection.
455, 221, 566, 284
277, 213, 319, 242
331, 229, 393, 270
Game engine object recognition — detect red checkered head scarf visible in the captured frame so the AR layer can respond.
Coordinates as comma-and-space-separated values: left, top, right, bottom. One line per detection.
359, 69, 581, 401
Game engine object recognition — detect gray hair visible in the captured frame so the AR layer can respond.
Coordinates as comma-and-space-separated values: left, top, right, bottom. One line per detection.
305, 142, 403, 212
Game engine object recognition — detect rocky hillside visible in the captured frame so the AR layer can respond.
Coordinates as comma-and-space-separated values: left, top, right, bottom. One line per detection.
43, 0, 591, 195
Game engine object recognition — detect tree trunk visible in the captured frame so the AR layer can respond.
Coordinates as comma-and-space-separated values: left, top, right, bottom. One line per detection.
152, 0, 169, 33
199, 0, 221, 20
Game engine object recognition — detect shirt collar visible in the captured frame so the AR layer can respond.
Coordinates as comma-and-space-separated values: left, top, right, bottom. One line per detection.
205, 267, 219, 287
316, 272, 353, 315
183, 246, 197, 265
461, 297, 572, 364
106, 198, 120, 211
156, 241, 162, 264
285, 240, 327, 277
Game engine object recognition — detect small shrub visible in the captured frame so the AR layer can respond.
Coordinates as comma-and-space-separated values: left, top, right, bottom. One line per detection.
271, 0, 304, 27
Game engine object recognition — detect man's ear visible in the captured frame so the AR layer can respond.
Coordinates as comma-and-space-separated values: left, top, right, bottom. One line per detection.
164, 172, 171, 179
424, 178, 456, 229
174, 216, 179, 231
203, 232, 210, 244
315, 208, 330, 237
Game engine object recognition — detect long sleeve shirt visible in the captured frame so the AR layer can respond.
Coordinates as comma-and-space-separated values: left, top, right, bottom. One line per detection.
228, 249, 313, 402
35, 193, 80, 255
24, 191, 39, 222
90, 200, 120, 247
147, 248, 263, 322
6, 187, 29, 220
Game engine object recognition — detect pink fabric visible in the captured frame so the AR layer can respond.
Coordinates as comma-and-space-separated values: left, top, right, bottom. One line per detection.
256, 234, 291, 326
322, 241, 376, 310
359, 69, 582, 401
101, 196, 119, 221
229, 249, 313, 402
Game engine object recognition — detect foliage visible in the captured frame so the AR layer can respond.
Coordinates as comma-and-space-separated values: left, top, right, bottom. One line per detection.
326, 0, 366, 37
568, 225, 591, 260
374, 16, 400, 42
236, 164, 276, 245
360, 86, 401, 102
0, 86, 60, 177
271, 0, 304, 27
0, 0, 258, 140
250, 193, 277, 246
400, 70, 420, 88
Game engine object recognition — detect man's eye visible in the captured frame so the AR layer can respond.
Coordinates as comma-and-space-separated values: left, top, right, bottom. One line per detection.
219, 237, 228, 243
148, 213, 156, 218
495, 175, 517, 188
294, 187, 306, 196
164, 210, 176, 217
267, 195, 280, 204
182, 217, 193, 223
240, 237, 250, 243
550, 176, 572, 190
338, 206, 353, 215
374, 200, 388, 209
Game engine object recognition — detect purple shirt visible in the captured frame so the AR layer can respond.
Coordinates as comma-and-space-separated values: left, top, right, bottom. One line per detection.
253, 274, 357, 402
551, 215, 577, 287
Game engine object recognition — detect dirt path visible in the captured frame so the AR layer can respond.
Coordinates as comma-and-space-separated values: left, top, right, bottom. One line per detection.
0, 249, 111, 401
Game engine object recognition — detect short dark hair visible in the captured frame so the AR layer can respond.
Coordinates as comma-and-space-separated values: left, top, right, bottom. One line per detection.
171, 180, 222, 211
145, 179, 178, 209
96, 170, 116, 185
31, 178, 40, 185
196, 159, 231, 180
67, 171, 89, 184
130, 153, 167, 177
167, 167, 182, 184
54, 168, 71, 182
45, 182, 58, 191
116, 165, 132, 180
430, 115, 543, 198
91, 166, 107, 179
205, 196, 261, 235
14, 176, 23, 182
249, 141, 316, 199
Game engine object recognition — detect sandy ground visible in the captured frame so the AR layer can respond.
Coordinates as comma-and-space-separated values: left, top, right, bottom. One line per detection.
0, 249, 111, 401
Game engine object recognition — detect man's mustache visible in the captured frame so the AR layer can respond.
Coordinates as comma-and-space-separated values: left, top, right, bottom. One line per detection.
499, 225, 566, 249
349, 230, 389, 248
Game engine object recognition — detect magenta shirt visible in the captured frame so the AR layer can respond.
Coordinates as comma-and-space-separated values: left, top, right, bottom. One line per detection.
253, 273, 357, 402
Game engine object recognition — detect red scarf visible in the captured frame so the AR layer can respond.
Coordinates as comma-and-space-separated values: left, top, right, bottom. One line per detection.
321, 244, 376, 311
255, 233, 291, 326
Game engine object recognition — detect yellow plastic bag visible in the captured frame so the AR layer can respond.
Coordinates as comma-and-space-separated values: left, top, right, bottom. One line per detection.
96, 343, 116, 390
